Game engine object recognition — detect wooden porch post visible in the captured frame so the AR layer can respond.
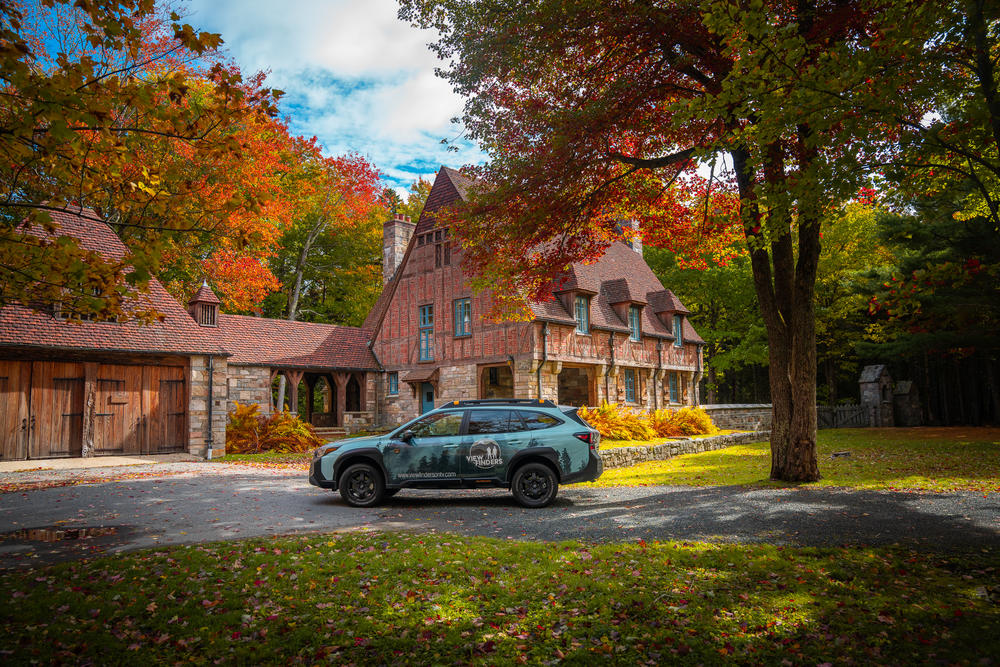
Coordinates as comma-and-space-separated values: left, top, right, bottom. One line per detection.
333, 373, 348, 427
285, 370, 304, 415
305, 376, 316, 424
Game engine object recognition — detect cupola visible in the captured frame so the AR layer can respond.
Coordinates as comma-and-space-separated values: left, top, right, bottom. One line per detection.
188, 281, 220, 327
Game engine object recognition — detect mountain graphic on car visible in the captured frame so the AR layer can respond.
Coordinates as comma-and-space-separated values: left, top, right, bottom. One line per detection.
309, 399, 602, 508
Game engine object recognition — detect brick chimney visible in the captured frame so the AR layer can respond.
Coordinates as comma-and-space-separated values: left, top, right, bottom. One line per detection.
383, 213, 415, 284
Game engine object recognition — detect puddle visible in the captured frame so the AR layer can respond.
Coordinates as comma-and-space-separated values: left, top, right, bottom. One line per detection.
1, 526, 118, 542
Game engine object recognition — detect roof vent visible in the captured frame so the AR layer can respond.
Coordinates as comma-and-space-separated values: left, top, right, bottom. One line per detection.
188, 280, 221, 327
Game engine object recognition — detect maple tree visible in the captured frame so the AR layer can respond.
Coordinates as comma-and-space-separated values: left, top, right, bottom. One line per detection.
400, 0, 979, 481
0, 0, 281, 320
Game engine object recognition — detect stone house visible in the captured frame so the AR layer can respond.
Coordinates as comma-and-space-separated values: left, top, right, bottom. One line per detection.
367, 167, 705, 428
0, 168, 703, 460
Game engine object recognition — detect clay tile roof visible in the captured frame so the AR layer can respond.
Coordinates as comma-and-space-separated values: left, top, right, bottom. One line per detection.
189, 282, 221, 305
647, 288, 691, 315
216, 314, 377, 370
0, 207, 228, 356
414, 166, 478, 235
531, 242, 699, 340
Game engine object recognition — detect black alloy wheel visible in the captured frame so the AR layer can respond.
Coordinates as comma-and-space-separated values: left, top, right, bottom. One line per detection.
511, 462, 558, 508
339, 463, 384, 507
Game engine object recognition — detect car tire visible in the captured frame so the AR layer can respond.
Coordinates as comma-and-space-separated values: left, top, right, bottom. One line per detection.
511, 462, 558, 508
339, 463, 384, 507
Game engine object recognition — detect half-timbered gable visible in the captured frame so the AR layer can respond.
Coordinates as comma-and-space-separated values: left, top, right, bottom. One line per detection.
369, 167, 705, 428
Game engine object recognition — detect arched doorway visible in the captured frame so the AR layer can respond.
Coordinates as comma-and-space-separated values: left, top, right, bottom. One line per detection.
558, 366, 592, 406
480, 365, 514, 399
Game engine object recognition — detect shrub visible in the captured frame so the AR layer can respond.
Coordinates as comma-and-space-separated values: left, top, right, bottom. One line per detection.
579, 403, 718, 441
225, 402, 324, 454
668, 407, 719, 436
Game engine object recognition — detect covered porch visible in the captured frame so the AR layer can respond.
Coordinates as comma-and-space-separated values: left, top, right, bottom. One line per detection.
270, 368, 372, 430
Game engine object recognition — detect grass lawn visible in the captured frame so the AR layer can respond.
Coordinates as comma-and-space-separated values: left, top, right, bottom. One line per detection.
586, 427, 1000, 493
1, 532, 996, 664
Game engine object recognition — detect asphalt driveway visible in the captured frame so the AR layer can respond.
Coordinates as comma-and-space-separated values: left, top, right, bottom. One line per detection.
1, 463, 998, 569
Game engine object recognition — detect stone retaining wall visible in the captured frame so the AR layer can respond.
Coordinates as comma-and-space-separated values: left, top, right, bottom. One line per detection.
598, 431, 769, 470
700, 404, 773, 431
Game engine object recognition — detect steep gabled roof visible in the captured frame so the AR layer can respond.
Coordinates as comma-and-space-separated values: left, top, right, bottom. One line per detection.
414, 166, 475, 235
216, 314, 377, 370
189, 282, 221, 305
368, 167, 704, 346
0, 207, 228, 356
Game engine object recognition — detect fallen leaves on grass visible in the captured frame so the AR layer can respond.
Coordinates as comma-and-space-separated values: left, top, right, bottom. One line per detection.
0, 533, 996, 665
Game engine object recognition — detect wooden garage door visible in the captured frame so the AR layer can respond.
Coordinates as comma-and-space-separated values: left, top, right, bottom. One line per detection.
29, 362, 85, 459
0, 361, 30, 460
145, 366, 187, 454
93, 364, 143, 456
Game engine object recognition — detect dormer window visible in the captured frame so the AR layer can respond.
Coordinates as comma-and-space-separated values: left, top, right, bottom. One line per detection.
574, 295, 590, 334
629, 305, 641, 342
673, 314, 683, 347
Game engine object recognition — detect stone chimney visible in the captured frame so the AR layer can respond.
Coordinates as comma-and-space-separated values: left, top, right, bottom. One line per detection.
383, 213, 415, 284
625, 219, 643, 255
188, 280, 220, 327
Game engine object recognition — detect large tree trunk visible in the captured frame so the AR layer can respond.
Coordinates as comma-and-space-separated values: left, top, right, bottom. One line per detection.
732, 144, 820, 483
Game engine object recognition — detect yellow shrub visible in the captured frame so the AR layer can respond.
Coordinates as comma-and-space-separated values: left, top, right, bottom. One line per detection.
578, 403, 718, 441
225, 402, 323, 454
668, 407, 719, 436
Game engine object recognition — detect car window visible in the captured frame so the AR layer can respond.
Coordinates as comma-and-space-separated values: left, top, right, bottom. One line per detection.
467, 409, 514, 435
409, 411, 464, 438
517, 410, 562, 430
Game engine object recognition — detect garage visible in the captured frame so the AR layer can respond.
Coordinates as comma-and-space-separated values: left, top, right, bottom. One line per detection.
0, 360, 187, 461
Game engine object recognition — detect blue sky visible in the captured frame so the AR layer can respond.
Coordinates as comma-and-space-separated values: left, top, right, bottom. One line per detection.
185, 0, 483, 194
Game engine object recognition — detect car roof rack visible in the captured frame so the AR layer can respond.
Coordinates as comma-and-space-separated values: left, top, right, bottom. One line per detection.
443, 398, 558, 408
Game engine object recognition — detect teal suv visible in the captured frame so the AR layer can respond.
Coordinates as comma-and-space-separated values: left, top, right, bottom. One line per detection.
309, 399, 602, 508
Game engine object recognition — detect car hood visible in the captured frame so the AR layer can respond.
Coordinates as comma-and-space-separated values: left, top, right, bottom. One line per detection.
316, 434, 386, 457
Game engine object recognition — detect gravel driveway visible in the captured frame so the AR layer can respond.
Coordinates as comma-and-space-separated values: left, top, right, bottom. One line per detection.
1, 462, 998, 569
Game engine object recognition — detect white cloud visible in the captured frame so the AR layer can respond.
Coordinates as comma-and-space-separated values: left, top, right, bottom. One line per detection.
184, 0, 481, 187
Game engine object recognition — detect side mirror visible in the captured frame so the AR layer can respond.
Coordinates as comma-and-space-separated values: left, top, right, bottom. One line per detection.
400, 430, 415, 444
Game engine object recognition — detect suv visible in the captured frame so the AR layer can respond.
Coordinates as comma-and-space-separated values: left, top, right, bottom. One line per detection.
309, 399, 602, 508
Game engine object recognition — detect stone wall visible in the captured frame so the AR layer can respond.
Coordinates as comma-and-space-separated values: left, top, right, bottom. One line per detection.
344, 411, 375, 433
599, 431, 769, 470
226, 364, 272, 416
188, 354, 229, 458
700, 404, 773, 431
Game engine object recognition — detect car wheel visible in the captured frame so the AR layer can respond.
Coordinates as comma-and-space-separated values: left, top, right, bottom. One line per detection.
511, 462, 558, 508
339, 463, 384, 507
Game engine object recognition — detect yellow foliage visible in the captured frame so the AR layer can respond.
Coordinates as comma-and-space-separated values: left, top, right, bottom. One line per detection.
579, 403, 717, 441
225, 402, 324, 454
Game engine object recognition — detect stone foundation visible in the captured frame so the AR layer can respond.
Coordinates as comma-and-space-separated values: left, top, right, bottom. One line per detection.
226, 364, 272, 416
598, 431, 769, 469
188, 355, 228, 458
344, 410, 376, 433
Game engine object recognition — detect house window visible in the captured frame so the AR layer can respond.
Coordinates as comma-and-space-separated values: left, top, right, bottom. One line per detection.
574, 295, 589, 334
388, 372, 399, 396
444, 243, 451, 265
628, 305, 641, 342
673, 314, 683, 347
488, 367, 499, 385
623, 368, 637, 403
419, 304, 434, 361
417, 234, 425, 246
454, 298, 471, 336
669, 372, 679, 403
435, 243, 442, 267
198, 303, 217, 326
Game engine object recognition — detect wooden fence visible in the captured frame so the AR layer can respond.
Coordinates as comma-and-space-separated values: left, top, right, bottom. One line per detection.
816, 404, 870, 429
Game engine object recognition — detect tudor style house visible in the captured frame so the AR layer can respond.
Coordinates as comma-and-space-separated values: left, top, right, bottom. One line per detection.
367, 167, 704, 426
0, 167, 703, 461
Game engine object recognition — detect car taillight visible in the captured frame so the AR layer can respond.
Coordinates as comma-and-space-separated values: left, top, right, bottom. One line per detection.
574, 432, 593, 444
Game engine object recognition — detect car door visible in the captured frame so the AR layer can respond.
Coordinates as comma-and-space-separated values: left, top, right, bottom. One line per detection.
383, 410, 464, 484
462, 409, 519, 480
